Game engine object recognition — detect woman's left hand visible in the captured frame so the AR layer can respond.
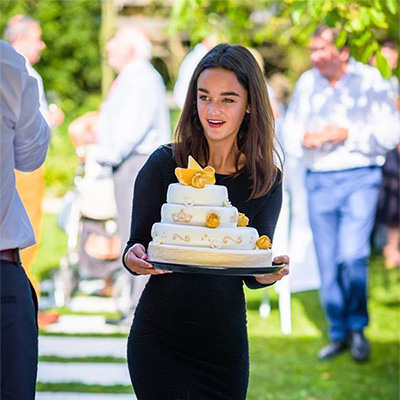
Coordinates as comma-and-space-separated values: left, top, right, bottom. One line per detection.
254, 255, 290, 285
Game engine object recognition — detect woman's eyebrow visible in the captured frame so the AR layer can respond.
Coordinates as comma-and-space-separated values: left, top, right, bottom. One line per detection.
198, 87, 240, 97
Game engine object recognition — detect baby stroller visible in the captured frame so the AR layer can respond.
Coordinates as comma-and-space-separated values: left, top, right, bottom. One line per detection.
54, 150, 134, 317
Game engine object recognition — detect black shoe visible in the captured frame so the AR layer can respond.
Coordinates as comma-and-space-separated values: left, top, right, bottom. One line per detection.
349, 331, 370, 362
318, 340, 348, 360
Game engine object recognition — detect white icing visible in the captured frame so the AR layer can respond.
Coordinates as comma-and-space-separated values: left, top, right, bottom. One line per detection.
151, 223, 258, 250
148, 242, 273, 268
149, 181, 272, 268
167, 183, 229, 206
161, 204, 238, 228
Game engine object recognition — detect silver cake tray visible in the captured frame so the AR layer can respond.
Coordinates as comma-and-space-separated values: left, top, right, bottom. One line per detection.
148, 260, 285, 276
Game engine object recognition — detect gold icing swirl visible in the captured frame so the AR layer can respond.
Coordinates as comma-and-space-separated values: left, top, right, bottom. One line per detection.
172, 234, 190, 242
223, 236, 243, 244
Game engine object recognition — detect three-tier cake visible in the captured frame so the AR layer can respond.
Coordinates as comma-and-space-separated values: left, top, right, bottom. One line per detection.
147, 156, 272, 268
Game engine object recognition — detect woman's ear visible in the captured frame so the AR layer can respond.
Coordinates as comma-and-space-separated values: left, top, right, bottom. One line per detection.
246, 105, 250, 114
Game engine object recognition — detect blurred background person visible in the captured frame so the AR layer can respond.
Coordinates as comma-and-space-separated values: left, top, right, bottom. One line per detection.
283, 25, 399, 362
373, 40, 400, 269
69, 25, 171, 323
5, 15, 64, 326
381, 40, 399, 110
1, 40, 50, 400
172, 34, 219, 109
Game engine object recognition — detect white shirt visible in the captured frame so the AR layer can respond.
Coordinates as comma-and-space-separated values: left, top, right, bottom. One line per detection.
173, 43, 209, 109
0, 41, 50, 250
95, 59, 171, 167
283, 59, 400, 172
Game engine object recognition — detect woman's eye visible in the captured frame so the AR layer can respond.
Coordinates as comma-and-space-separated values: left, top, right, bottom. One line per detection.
199, 95, 209, 101
223, 98, 235, 103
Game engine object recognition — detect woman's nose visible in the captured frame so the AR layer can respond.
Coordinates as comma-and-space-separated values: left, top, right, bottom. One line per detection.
208, 102, 222, 116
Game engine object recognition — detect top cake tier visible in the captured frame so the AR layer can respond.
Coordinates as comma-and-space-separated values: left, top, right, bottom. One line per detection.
167, 183, 230, 207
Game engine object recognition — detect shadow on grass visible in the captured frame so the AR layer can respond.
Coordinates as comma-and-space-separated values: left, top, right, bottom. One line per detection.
292, 290, 327, 335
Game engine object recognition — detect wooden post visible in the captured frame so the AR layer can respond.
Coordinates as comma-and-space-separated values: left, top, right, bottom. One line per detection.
101, 0, 116, 98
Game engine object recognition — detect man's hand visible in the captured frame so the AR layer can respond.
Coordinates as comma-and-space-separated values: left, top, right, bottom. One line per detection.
323, 124, 348, 143
303, 125, 348, 148
68, 111, 99, 148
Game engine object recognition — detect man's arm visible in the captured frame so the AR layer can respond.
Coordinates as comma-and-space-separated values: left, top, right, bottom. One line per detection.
3, 49, 51, 172
303, 125, 349, 148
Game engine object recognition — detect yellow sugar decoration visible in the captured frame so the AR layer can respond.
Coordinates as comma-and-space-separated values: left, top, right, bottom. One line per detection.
206, 212, 220, 228
175, 156, 216, 187
256, 235, 272, 249
192, 172, 207, 188
188, 155, 203, 171
237, 213, 249, 227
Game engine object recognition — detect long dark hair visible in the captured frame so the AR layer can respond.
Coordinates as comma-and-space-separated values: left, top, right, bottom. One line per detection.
174, 43, 281, 199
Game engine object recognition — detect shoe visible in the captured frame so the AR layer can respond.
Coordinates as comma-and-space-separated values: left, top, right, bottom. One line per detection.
318, 340, 348, 360
349, 331, 370, 362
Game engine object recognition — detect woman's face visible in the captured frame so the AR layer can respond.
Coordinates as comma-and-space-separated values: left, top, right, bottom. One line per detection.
197, 68, 249, 147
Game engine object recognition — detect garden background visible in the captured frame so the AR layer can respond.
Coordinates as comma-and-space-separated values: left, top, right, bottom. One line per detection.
1, 0, 399, 399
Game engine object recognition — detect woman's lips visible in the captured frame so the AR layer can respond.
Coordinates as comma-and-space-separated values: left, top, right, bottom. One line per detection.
207, 119, 225, 128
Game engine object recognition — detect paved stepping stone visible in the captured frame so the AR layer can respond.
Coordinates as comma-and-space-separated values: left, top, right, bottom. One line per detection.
40, 336, 127, 358
42, 315, 129, 334
38, 362, 131, 385
69, 296, 119, 313
37, 394, 136, 400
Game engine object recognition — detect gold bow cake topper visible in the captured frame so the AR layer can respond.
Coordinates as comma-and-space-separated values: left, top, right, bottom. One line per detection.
175, 156, 216, 188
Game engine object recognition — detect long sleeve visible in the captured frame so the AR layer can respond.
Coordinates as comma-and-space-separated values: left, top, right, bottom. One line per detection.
14, 70, 50, 172
0, 41, 50, 250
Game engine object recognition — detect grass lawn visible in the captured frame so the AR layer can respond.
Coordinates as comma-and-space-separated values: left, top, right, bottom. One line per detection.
34, 214, 400, 399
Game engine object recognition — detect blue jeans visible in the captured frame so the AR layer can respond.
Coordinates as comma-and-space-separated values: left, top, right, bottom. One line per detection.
306, 167, 382, 341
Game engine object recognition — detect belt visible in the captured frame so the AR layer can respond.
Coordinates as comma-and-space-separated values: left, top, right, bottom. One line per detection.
0, 248, 20, 263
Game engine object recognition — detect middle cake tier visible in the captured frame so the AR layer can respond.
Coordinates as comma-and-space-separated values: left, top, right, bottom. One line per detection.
151, 223, 259, 250
161, 204, 239, 227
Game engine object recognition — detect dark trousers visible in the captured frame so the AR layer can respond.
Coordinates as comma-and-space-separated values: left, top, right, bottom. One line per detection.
1, 260, 38, 400
306, 166, 382, 341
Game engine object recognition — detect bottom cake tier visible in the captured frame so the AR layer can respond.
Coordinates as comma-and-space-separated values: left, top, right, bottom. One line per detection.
147, 242, 272, 268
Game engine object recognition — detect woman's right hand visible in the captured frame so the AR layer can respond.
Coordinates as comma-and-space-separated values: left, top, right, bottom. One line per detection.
124, 243, 171, 275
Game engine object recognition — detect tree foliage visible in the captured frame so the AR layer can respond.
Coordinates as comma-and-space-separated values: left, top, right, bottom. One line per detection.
168, 0, 399, 79
0, 0, 102, 113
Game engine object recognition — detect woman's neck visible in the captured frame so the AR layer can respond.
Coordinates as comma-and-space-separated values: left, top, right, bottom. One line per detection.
205, 142, 245, 175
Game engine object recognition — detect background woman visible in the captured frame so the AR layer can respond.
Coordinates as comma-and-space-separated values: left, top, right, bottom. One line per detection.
123, 43, 289, 400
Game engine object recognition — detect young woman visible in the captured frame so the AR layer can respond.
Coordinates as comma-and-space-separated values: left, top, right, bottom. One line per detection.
123, 43, 290, 400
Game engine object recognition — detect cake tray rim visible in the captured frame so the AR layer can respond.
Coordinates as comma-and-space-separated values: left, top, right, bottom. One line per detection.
148, 260, 285, 276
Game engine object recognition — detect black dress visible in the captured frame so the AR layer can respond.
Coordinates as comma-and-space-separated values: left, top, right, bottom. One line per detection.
123, 145, 282, 400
